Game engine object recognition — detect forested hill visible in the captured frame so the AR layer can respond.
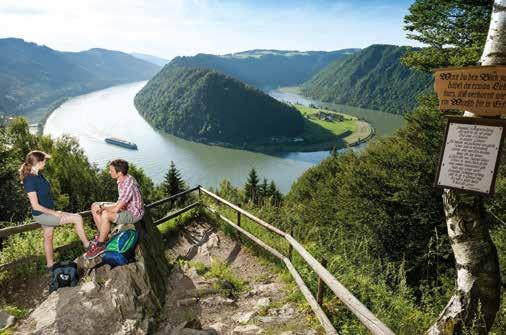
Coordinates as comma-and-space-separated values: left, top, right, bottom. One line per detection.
134, 65, 304, 145
0, 38, 161, 120
169, 49, 360, 89
301, 44, 433, 114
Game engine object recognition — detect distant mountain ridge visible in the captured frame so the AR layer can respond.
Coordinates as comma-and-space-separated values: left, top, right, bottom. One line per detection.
301, 44, 433, 114
168, 48, 360, 89
131, 52, 170, 66
0, 38, 161, 120
134, 65, 304, 145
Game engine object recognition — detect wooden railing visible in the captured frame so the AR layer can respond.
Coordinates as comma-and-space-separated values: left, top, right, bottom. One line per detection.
0, 187, 200, 272
0, 186, 394, 335
199, 187, 394, 335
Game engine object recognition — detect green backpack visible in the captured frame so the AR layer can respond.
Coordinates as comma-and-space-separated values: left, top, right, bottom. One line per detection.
103, 229, 139, 266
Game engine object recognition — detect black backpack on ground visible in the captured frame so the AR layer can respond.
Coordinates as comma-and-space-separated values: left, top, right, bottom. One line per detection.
49, 261, 79, 293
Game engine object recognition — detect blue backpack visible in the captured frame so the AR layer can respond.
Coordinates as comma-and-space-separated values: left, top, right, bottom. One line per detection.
102, 229, 138, 267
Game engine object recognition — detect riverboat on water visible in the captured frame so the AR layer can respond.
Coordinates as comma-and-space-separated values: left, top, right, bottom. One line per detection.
105, 137, 138, 150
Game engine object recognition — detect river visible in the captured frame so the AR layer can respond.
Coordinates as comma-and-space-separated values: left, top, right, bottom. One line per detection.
44, 81, 404, 193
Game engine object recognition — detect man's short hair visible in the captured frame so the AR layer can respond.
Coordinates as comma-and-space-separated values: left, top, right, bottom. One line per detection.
109, 159, 129, 175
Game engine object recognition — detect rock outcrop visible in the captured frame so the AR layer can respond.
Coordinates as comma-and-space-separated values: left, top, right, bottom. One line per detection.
0, 310, 16, 331
16, 210, 170, 335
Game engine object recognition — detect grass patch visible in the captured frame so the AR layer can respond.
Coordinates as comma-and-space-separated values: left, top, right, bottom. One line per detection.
252, 272, 272, 284
257, 300, 285, 317
262, 323, 320, 335
188, 260, 208, 275
296, 104, 357, 140
3, 305, 29, 319
157, 207, 200, 235
0, 223, 95, 285
178, 258, 246, 297
205, 260, 247, 295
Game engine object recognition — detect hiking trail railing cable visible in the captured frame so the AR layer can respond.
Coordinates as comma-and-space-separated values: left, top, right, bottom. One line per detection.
0, 186, 394, 335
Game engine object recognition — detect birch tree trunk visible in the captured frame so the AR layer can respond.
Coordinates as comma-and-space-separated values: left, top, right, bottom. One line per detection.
427, 1, 505, 334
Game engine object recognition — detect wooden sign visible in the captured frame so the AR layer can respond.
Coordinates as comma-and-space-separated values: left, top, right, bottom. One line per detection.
435, 117, 505, 195
433, 65, 506, 116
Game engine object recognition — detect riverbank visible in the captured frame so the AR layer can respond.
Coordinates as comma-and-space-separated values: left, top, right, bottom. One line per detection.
41, 97, 69, 128
270, 87, 404, 138
25, 98, 70, 135
191, 104, 374, 153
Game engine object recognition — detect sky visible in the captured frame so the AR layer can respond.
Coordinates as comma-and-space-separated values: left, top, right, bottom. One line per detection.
0, 0, 419, 60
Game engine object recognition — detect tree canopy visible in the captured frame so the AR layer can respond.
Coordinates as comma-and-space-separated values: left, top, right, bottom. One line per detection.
402, 0, 492, 72
134, 66, 305, 145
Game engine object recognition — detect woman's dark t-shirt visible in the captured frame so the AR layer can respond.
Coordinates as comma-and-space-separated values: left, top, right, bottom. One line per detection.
23, 173, 55, 216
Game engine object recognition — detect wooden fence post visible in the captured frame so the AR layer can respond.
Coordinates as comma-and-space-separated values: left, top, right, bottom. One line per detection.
288, 225, 294, 261
317, 257, 327, 306
237, 204, 241, 227
237, 204, 242, 242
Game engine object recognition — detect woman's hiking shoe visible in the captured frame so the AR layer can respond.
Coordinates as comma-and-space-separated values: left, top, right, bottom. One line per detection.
84, 242, 106, 259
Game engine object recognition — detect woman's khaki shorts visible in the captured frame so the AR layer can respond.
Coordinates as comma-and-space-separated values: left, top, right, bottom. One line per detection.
33, 213, 61, 227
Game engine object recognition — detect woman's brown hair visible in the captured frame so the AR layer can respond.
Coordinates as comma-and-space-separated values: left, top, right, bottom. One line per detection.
19, 150, 50, 183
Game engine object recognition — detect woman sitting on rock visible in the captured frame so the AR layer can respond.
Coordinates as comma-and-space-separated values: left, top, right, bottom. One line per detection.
19, 150, 91, 270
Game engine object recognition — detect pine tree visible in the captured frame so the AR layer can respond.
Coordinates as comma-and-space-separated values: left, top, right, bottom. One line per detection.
268, 180, 283, 206
162, 161, 185, 198
244, 168, 259, 204
259, 178, 269, 204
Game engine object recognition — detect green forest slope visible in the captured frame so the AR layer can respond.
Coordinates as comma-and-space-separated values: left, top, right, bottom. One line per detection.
301, 44, 433, 114
134, 65, 305, 145
0, 38, 161, 120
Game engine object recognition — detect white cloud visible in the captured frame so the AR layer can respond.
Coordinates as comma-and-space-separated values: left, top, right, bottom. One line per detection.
0, 0, 418, 59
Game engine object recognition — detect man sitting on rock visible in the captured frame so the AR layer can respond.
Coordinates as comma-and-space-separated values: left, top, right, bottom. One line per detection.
85, 159, 145, 259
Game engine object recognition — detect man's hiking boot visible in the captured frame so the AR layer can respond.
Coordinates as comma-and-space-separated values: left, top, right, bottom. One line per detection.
85, 240, 95, 252
84, 242, 106, 259
90, 234, 109, 245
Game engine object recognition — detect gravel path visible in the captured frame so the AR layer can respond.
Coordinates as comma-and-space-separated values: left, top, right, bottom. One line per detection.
157, 220, 322, 335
